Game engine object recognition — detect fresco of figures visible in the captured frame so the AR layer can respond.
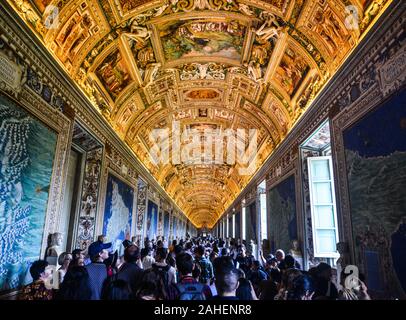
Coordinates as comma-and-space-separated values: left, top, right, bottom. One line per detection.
54, 10, 96, 63
275, 47, 310, 98
159, 19, 246, 62
96, 49, 132, 100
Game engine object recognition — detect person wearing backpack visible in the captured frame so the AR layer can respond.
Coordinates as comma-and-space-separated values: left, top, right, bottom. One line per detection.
116, 244, 143, 295
174, 253, 212, 300
149, 247, 178, 300
153, 248, 177, 284
194, 245, 214, 285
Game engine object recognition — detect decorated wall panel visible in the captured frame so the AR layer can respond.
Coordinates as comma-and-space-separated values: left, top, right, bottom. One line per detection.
163, 210, 170, 240
245, 202, 257, 243
145, 200, 158, 240
339, 90, 406, 299
102, 172, 135, 254
0, 94, 58, 293
135, 178, 147, 244
268, 173, 298, 253
75, 147, 103, 251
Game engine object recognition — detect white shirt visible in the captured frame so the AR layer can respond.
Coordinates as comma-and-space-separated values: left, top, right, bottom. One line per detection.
142, 255, 155, 270
209, 282, 217, 296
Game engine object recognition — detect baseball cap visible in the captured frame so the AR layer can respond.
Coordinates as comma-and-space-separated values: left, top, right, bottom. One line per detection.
88, 241, 112, 258
122, 239, 132, 249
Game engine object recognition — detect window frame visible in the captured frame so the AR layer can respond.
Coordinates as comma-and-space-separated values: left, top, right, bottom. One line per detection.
242, 205, 246, 240
259, 192, 267, 241
308, 155, 340, 258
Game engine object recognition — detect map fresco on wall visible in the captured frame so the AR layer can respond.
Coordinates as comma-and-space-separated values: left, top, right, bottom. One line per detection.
343, 90, 406, 297
159, 19, 246, 61
235, 211, 241, 239
172, 216, 177, 238
246, 203, 257, 243
0, 95, 57, 292
103, 174, 134, 254
268, 174, 297, 253
163, 211, 170, 240
146, 200, 158, 240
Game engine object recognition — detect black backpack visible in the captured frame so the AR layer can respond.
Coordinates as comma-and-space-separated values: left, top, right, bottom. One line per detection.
176, 282, 206, 300
151, 264, 171, 298
152, 264, 170, 281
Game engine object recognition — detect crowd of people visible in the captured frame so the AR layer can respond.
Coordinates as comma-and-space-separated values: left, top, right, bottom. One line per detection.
18, 235, 371, 300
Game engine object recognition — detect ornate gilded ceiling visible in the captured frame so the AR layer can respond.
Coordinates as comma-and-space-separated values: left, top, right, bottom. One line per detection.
8, 0, 391, 228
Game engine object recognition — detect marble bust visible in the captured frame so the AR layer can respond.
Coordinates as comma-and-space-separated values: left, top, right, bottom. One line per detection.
45, 232, 63, 266
289, 239, 303, 268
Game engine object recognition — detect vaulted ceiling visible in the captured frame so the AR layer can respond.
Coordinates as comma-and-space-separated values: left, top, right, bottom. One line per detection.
8, 0, 391, 228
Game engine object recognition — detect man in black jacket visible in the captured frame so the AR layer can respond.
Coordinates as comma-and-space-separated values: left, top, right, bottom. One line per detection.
116, 244, 143, 294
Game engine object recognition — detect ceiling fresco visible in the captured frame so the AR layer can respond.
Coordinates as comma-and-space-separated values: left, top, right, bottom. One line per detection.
7, 0, 392, 228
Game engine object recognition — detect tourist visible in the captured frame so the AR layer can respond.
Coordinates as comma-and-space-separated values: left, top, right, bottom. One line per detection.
275, 249, 286, 269
258, 278, 278, 300
235, 245, 252, 274
184, 242, 193, 256
236, 278, 258, 300
194, 245, 214, 285
116, 244, 144, 294
209, 250, 218, 264
283, 254, 301, 270
153, 247, 177, 285
18, 260, 53, 300
57, 252, 72, 286
173, 252, 211, 300
142, 247, 155, 270
85, 241, 111, 300
286, 274, 315, 300
169, 240, 177, 254
246, 260, 268, 294
70, 248, 85, 269
313, 262, 339, 300
104, 279, 132, 300
134, 275, 162, 300
56, 266, 92, 300
211, 257, 239, 300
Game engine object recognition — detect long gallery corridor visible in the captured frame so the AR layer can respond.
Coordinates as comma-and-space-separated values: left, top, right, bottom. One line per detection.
0, 0, 405, 304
